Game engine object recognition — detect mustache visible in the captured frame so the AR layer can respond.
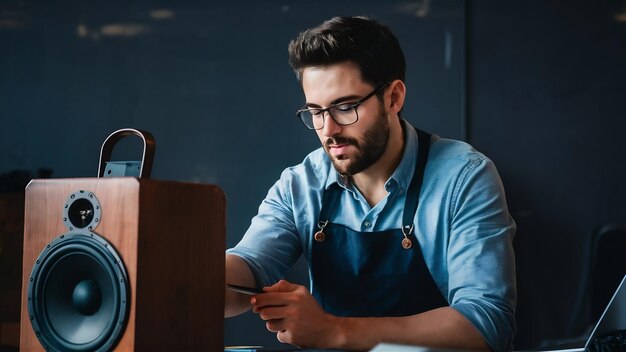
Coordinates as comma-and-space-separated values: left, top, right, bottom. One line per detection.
324, 135, 360, 149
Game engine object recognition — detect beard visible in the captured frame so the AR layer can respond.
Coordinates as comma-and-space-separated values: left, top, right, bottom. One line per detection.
323, 109, 390, 176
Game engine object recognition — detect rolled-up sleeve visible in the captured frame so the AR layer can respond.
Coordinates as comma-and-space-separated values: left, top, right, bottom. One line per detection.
227, 171, 302, 287
447, 157, 517, 351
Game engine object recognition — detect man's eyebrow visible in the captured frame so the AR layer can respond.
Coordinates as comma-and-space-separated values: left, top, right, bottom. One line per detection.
303, 94, 363, 109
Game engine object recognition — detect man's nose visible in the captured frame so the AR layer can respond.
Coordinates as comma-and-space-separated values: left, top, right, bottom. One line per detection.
321, 111, 341, 137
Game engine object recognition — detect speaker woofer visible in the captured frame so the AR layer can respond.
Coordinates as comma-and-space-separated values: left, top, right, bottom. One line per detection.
27, 232, 129, 352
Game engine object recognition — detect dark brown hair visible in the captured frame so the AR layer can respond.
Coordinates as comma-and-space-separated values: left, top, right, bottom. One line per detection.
288, 16, 406, 88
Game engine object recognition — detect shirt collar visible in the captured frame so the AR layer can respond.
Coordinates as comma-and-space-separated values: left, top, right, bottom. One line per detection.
323, 119, 418, 193
386, 119, 417, 193
325, 162, 349, 191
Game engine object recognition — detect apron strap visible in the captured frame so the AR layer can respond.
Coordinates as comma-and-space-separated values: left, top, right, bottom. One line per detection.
318, 183, 340, 230
402, 128, 432, 233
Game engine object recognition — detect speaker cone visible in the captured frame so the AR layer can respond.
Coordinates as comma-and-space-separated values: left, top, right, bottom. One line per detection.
27, 232, 129, 352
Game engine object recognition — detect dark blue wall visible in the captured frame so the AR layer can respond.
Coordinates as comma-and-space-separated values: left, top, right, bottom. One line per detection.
0, 0, 464, 348
469, 0, 626, 348
5, 0, 626, 350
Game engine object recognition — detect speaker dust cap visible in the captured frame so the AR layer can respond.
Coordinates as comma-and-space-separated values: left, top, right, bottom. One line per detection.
27, 231, 129, 352
63, 190, 102, 232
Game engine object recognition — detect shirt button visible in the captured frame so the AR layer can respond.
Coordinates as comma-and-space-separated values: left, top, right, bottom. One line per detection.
363, 220, 372, 228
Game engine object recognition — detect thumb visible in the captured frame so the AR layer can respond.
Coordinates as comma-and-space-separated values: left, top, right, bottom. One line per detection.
264, 279, 298, 292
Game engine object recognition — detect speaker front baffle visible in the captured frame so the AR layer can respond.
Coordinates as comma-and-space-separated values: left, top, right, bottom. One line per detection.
20, 129, 225, 351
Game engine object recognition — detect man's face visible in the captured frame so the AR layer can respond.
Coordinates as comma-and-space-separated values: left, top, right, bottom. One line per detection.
301, 62, 390, 176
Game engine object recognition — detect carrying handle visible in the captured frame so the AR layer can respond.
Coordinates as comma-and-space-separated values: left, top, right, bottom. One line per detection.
97, 128, 156, 179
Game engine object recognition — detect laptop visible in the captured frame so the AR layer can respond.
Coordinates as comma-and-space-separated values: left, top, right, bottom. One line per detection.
538, 274, 626, 352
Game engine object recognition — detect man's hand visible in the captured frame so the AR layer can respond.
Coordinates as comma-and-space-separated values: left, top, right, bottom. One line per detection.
251, 280, 341, 348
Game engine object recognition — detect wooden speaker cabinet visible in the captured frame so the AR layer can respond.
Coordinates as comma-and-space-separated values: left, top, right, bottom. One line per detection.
20, 178, 225, 351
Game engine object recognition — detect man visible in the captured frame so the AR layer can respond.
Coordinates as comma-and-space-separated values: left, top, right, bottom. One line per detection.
225, 16, 516, 351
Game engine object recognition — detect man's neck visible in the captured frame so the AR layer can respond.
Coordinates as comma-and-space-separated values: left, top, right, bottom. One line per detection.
351, 118, 405, 207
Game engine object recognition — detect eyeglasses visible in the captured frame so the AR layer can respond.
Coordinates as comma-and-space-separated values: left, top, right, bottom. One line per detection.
296, 82, 391, 130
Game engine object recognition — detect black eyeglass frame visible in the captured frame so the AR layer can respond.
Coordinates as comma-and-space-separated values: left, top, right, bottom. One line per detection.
295, 82, 392, 130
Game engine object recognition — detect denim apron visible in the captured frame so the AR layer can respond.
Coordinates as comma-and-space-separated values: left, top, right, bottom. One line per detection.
310, 129, 448, 317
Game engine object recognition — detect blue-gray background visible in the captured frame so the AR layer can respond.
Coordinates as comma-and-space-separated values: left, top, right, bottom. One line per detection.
2, 0, 625, 349
0, 0, 464, 348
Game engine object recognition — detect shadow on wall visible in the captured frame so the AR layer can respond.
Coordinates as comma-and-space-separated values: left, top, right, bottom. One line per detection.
0, 169, 52, 348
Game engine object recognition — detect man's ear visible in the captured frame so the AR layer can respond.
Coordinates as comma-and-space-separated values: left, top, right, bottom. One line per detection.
388, 80, 406, 114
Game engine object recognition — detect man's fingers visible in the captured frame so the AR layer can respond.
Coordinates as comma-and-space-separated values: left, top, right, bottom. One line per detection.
264, 279, 299, 292
276, 330, 293, 344
256, 305, 291, 320
251, 291, 295, 308
265, 319, 285, 333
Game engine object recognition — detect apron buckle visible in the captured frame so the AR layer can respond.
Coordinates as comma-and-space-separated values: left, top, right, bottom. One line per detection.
401, 224, 414, 249
315, 220, 329, 242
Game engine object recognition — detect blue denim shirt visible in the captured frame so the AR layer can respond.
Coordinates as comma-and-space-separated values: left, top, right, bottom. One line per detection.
228, 120, 517, 351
